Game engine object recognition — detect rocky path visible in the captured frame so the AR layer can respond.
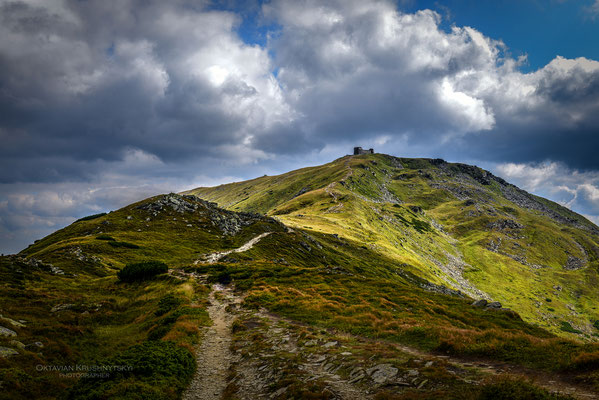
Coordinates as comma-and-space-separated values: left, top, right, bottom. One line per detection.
183, 284, 239, 400
195, 232, 272, 264
183, 281, 597, 400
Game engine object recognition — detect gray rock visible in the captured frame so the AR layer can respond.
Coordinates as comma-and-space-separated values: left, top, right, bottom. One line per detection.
0, 326, 17, 337
471, 299, 488, 307
24, 342, 44, 351
564, 256, 585, 270
486, 301, 502, 309
0, 314, 26, 328
9, 340, 25, 349
0, 346, 18, 357
51, 304, 74, 313
367, 363, 399, 384
322, 341, 338, 348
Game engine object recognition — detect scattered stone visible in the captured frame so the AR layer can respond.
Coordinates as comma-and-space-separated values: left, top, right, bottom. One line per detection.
487, 219, 523, 231
340, 352, 352, 356
486, 301, 502, 309
9, 340, 25, 349
0, 346, 18, 358
322, 341, 338, 348
425, 361, 434, 368
270, 386, 289, 398
367, 363, 399, 384
293, 187, 311, 198
126, 216, 133, 220
471, 299, 488, 307
417, 379, 429, 389
50, 304, 74, 313
564, 256, 585, 270
406, 369, 419, 377
303, 339, 317, 347
0, 326, 17, 337
0, 315, 25, 328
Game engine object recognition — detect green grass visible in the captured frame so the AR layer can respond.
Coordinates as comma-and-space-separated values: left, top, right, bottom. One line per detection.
5, 155, 599, 398
189, 153, 599, 339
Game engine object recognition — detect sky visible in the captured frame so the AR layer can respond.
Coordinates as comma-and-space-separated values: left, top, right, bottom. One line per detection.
1, 0, 599, 254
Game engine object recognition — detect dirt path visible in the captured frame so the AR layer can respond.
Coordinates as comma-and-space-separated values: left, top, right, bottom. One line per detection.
195, 232, 272, 264
271, 313, 598, 399
183, 284, 239, 400
181, 279, 597, 400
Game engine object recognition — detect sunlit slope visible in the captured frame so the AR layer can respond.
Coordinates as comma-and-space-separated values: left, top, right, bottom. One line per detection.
186, 153, 599, 338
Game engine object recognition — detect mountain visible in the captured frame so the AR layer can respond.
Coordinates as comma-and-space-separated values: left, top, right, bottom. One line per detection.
1, 153, 599, 399
186, 153, 599, 338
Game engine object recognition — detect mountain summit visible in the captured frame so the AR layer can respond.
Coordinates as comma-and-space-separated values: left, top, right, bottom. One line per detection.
186, 153, 599, 337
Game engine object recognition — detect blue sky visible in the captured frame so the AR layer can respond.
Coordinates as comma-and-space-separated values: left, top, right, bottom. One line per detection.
401, 0, 599, 71
1, 0, 599, 253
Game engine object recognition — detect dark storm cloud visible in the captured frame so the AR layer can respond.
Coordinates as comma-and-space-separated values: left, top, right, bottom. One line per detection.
0, 0, 289, 182
2, 0, 599, 253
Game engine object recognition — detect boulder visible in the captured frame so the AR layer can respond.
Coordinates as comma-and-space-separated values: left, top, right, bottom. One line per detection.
471, 299, 488, 307
0, 346, 18, 357
486, 301, 502, 309
9, 340, 25, 349
0, 326, 17, 337
367, 363, 398, 384
24, 342, 44, 351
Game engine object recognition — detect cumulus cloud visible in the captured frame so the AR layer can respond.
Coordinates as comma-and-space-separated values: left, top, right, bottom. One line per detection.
0, 0, 291, 182
495, 161, 599, 222
2, 0, 599, 251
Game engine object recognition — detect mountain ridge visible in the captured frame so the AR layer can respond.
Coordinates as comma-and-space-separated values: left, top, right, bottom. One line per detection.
186, 153, 599, 338
2, 154, 599, 399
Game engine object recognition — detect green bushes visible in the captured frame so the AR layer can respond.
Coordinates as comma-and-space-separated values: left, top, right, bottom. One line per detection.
559, 321, 582, 334
155, 294, 183, 316
67, 340, 195, 400
75, 213, 107, 222
478, 377, 574, 399
96, 234, 115, 241
108, 241, 140, 249
117, 261, 168, 282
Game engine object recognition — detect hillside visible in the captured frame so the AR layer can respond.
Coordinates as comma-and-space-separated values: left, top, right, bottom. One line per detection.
186, 153, 599, 339
1, 155, 599, 399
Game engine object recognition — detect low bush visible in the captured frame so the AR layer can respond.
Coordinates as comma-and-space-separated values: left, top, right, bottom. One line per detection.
75, 213, 107, 222
478, 377, 574, 399
559, 321, 582, 334
155, 294, 183, 316
109, 241, 140, 249
96, 234, 115, 241
67, 340, 195, 400
117, 261, 167, 282
571, 351, 599, 370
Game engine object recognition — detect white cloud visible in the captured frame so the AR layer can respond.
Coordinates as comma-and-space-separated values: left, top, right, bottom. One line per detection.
2, 0, 599, 251
495, 161, 599, 219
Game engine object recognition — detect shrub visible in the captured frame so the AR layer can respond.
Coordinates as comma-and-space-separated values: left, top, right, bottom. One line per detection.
96, 234, 116, 241
479, 377, 574, 399
109, 241, 140, 249
67, 340, 195, 400
75, 213, 107, 222
593, 320, 599, 330
559, 321, 582, 334
117, 261, 168, 282
155, 294, 183, 316
570, 351, 599, 370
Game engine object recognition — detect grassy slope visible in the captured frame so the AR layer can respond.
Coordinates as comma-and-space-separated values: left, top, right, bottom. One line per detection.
187, 153, 599, 340
4, 155, 599, 398
0, 194, 282, 399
